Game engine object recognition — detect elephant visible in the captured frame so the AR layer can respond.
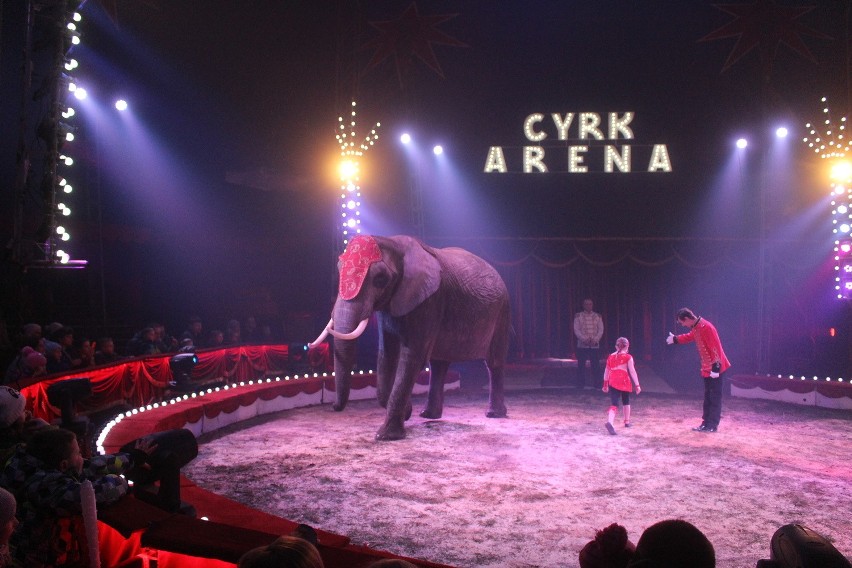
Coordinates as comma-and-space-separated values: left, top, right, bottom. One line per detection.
310, 234, 510, 440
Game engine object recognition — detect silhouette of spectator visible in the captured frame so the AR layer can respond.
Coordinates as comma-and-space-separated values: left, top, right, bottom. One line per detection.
207, 329, 224, 348
70, 336, 94, 369
225, 319, 241, 345
44, 341, 68, 374
150, 322, 178, 353
237, 534, 324, 568
627, 519, 715, 568
127, 327, 159, 356
579, 523, 635, 568
0, 386, 51, 455
4, 342, 46, 386
181, 316, 204, 349
94, 337, 124, 365
243, 316, 259, 344
50, 326, 80, 369
0, 486, 18, 566
367, 560, 419, 568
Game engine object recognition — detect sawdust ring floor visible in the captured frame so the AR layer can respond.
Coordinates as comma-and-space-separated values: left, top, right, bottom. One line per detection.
183, 389, 852, 568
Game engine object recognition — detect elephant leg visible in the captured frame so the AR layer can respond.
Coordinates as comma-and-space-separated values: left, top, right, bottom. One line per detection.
420, 359, 449, 419
376, 347, 427, 441
485, 364, 508, 418
376, 328, 400, 409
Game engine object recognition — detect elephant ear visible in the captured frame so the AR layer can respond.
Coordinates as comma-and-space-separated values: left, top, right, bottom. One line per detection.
388, 236, 441, 317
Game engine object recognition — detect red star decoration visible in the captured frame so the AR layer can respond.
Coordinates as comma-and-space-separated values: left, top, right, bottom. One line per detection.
363, 2, 467, 86
699, 0, 831, 73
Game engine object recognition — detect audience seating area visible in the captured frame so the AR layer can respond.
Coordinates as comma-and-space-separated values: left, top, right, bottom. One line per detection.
19, 345, 459, 568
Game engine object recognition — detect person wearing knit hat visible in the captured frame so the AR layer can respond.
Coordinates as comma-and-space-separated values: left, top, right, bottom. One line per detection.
0, 387, 26, 430
22, 348, 47, 378
579, 523, 635, 568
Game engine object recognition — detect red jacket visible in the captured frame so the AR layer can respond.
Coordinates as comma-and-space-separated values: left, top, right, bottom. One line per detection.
674, 317, 731, 378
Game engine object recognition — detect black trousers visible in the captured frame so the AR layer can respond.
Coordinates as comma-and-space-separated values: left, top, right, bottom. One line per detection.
576, 347, 600, 386
702, 374, 724, 428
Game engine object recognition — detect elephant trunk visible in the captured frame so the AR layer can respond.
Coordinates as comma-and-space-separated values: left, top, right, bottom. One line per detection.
333, 339, 355, 411
329, 301, 370, 412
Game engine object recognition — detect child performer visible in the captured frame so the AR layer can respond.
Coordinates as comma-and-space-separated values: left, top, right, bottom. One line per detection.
602, 337, 641, 435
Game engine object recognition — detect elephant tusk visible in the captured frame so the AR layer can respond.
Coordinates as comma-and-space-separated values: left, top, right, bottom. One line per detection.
308, 318, 332, 348
327, 317, 369, 341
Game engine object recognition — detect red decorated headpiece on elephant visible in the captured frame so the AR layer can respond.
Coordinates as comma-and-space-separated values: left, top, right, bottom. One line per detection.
338, 235, 383, 300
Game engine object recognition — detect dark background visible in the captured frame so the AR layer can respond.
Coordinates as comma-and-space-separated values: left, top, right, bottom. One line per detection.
1, 1, 850, 376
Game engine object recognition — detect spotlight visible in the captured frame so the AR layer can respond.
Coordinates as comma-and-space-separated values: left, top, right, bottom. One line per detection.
775, 127, 789, 138
400, 133, 411, 144
169, 352, 199, 390
755, 523, 852, 567
115, 99, 128, 111
433, 145, 444, 155
73, 87, 87, 100
736, 138, 748, 149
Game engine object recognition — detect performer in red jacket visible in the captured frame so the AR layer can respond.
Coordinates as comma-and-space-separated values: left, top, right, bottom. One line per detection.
666, 307, 731, 433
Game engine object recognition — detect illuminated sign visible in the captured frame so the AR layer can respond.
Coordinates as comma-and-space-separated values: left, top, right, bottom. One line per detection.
484, 112, 672, 174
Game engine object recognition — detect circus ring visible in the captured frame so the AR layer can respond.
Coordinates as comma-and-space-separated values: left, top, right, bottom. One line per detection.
729, 373, 852, 410
18, 345, 457, 568
17, 353, 852, 567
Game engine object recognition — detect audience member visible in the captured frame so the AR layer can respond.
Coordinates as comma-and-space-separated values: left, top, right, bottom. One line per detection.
579, 523, 635, 568
0, 487, 18, 567
181, 316, 204, 348
94, 337, 124, 365
290, 523, 318, 546
127, 327, 160, 356
367, 560, 419, 568
0, 386, 51, 456
3, 342, 46, 386
243, 316, 259, 344
225, 319, 241, 345
238, 534, 324, 568
44, 341, 68, 374
4, 425, 198, 565
51, 326, 81, 369
627, 519, 715, 568
70, 336, 94, 369
207, 329, 224, 348
7, 427, 146, 566
151, 322, 178, 353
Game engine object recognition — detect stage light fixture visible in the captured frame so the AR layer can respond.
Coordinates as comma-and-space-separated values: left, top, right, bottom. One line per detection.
736, 138, 748, 149
115, 99, 128, 111
169, 353, 199, 390
64, 58, 78, 71
400, 133, 411, 144
775, 127, 788, 138
433, 145, 444, 155
73, 87, 87, 100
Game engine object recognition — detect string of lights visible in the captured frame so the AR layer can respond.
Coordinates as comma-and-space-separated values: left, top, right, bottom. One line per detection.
802, 97, 852, 299
38, 0, 87, 267
335, 101, 380, 248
